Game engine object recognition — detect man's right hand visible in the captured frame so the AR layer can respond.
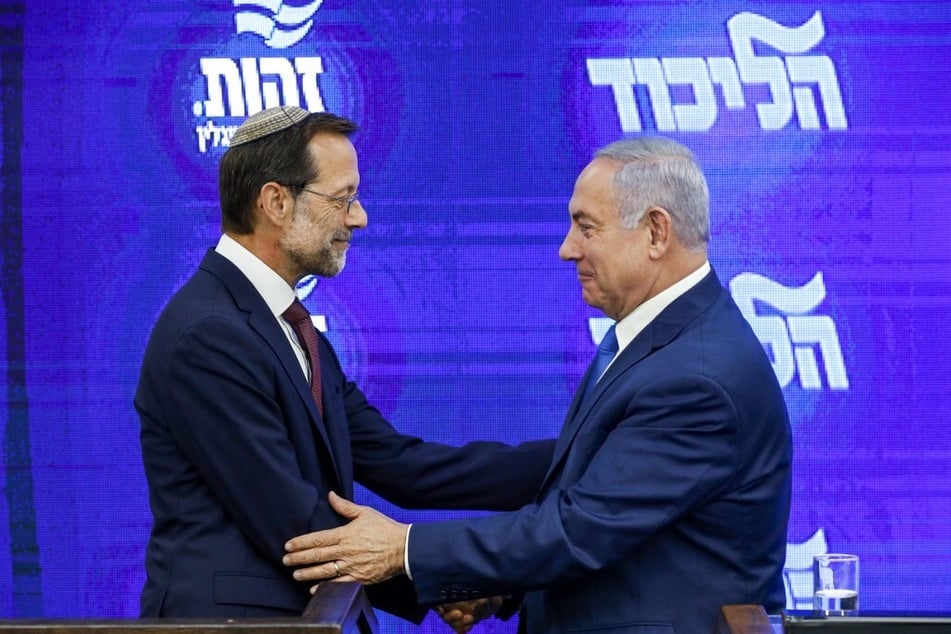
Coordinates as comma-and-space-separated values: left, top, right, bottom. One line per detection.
434, 597, 504, 633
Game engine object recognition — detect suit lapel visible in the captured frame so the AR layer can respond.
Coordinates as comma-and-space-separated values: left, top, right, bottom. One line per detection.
537, 269, 726, 495
538, 330, 656, 495
199, 250, 345, 487
314, 337, 355, 498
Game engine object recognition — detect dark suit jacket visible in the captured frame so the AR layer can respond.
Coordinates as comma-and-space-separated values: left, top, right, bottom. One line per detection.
135, 249, 554, 619
408, 269, 792, 633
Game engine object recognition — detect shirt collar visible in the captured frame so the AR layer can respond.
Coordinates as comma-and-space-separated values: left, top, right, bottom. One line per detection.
614, 261, 711, 354
215, 234, 298, 318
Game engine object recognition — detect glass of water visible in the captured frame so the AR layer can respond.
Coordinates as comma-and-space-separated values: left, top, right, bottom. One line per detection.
813, 553, 859, 615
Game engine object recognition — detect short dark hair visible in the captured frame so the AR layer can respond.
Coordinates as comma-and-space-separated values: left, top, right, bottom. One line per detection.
218, 112, 359, 234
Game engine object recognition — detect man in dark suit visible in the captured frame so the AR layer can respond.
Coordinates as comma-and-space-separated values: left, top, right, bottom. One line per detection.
283, 136, 792, 633
135, 107, 554, 620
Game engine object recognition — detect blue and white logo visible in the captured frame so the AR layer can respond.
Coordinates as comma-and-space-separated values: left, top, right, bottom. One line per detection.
189, 1, 329, 153
234, 0, 324, 49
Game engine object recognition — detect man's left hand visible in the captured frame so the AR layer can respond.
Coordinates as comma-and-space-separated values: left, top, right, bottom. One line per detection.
283, 491, 408, 585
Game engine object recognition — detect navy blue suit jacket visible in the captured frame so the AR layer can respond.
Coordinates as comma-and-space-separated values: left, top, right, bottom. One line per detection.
135, 250, 554, 619
408, 269, 792, 633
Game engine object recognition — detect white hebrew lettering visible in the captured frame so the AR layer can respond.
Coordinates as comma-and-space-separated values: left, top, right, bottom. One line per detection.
729, 11, 847, 130
195, 121, 239, 153
200, 58, 245, 118
295, 57, 326, 111
661, 57, 717, 131
587, 58, 641, 131
259, 57, 301, 109
788, 314, 849, 389
730, 272, 849, 390
633, 58, 676, 131
239, 58, 264, 115
195, 56, 325, 151
706, 57, 746, 109
786, 55, 848, 129
586, 11, 847, 131
728, 12, 796, 129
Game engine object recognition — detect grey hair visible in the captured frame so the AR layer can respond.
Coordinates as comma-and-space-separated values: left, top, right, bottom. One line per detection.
594, 137, 710, 251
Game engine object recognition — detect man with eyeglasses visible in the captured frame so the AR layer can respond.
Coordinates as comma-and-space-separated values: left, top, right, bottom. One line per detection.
135, 107, 555, 621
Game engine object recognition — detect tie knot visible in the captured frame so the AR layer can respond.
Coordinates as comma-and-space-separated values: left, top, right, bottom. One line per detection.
283, 298, 311, 325
598, 324, 619, 354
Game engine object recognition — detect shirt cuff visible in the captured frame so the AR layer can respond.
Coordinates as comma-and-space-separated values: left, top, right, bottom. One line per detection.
404, 523, 413, 580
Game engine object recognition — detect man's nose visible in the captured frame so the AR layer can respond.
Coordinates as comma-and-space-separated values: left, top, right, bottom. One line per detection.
559, 234, 578, 261
346, 200, 368, 229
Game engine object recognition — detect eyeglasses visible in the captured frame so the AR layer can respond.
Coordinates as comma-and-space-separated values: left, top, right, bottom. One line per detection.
290, 184, 360, 214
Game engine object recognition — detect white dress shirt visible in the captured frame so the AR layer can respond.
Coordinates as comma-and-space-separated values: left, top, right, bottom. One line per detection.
215, 234, 310, 381
604, 261, 711, 374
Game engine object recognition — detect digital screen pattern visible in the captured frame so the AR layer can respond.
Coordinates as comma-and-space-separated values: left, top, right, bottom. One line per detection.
1, 1, 949, 630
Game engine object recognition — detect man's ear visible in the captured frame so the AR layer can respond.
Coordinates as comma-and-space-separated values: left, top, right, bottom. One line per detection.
645, 206, 673, 258
257, 182, 293, 228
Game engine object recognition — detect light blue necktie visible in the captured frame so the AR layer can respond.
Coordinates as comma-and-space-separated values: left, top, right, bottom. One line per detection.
582, 324, 618, 400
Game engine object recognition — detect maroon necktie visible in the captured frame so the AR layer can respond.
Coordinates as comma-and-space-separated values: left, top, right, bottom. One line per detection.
283, 299, 323, 415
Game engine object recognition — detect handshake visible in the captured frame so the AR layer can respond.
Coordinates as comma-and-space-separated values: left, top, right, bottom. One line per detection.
283, 492, 509, 633
433, 596, 505, 633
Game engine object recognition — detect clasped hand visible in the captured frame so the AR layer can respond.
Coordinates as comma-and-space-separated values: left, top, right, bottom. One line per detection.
283, 491, 407, 586
284, 493, 504, 632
